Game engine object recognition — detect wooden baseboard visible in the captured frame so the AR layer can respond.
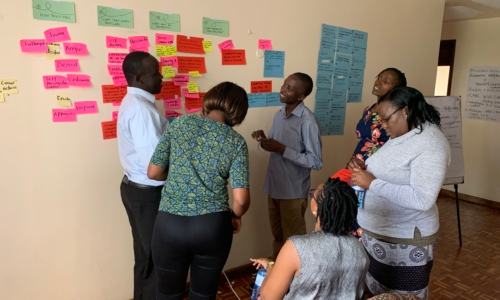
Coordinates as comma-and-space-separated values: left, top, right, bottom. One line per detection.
439, 189, 500, 209
219, 263, 255, 284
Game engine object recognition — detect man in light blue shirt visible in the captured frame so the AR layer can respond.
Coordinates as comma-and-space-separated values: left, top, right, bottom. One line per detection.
252, 73, 322, 260
117, 51, 168, 300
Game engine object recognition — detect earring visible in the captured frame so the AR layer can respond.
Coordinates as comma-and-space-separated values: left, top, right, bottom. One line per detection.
405, 114, 407, 119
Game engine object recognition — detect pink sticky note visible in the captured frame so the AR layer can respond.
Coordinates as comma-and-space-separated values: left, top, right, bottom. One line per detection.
74, 101, 99, 114
160, 56, 179, 68
20, 39, 47, 52
112, 111, 119, 121
44, 27, 71, 43
129, 36, 150, 48
164, 97, 181, 108
108, 53, 127, 64
258, 39, 273, 50
106, 36, 127, 49
182, 88, 199, 99
130, 46, 149, 53
173, 75, 189, 86
107, 65, 123, 76
165, 110, 183, 118
218, 40, 234, 52
43, 75, 69, 89
63, 42, 89, 55
112, 102, 121, 106
155, 33, 174, 45
52, 108, 77, 122
113, 75, 128, 86
55, 59, 80, 72
68, 74, 91, 87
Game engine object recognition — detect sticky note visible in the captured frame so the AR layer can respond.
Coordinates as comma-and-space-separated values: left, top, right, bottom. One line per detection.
177, 35, 204, 54
56, 94, 72, 107
222, 50, 246, 65
351, 55, 366, 69
129, 36, 150, 48
156, 46, 168, 57
187, 82, 199, 93
1, 80, 19, 94
108, 54, 127, 66
165, 110, 183, 118
335, 53, 352, 68
106, 36, 127, 49
101, 120, 117, 139
178, 57, 206, 73
316, 74, 333, 88
338, 27, 353, 42
164, 97, 181, 108
336, 40, 353, 55
129, 46, 149, 53
185, 92, 205, 112
182, 88, 199, 99
332, 90, 347, 103
44, 27, 71, 43
347, 92, 362, 103
20, 39, 47, 52
112, 75, 128, 87
160, 56, 178, 68
202, 17, 229, 37
107, 65, 123, 76
266, 92, 281, 106
33, 0, 76, 23
164, 46, 177, 56
317, 60, 334, 74
112, 102, 121, 106
43, 75, 69, 89
55, 59, 79, 72
218, 40, 234, 52
251, 81, 272, 93
155, 33, 174, 45
63, 42, 89, 55
321, 24, 338, 41
331, 168, 352, 183
67, 74, 91, 87
320, 38, 336, 52
248, 93, 267, 108
258, 39, 273, 50
264, 51, 285, 78
203, 40, 212, 52
353, 30, 368, 47
74, 101, 98, 114
98, 6, 133, 28
348, 79, 363, 94
155, 81, 181, 100
46, 43, 61, 60
112, 111, 118, 121
162, 66, 175, 78
102, 85, 127, 103
173, 75, 189, 86
188, 71, 202, 77
52, 108, 77, 122
149, 11, 180, 32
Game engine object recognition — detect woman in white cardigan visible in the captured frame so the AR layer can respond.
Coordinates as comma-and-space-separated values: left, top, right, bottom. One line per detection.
350, 86, 451, 300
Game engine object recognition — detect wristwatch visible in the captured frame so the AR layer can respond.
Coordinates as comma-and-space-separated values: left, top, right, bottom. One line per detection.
267, 261, 275, 269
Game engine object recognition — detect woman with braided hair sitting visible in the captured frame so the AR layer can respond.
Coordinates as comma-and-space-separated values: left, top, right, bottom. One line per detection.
250, 177, 369, 300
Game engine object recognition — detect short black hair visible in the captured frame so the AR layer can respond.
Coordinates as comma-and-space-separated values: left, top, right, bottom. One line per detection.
291, 72, 313, 97
122, 51, 153, 85
378, 68, 407, 88
378, 86, 441, 133
203, 82, 249, 127
316, 177, 358, 236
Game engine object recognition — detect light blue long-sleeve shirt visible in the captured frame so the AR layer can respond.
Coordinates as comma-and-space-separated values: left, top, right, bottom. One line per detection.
117, 87, 169, 186
263, 102, 323, 199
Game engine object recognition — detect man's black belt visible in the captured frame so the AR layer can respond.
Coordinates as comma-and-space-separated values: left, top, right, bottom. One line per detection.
122, 175, 163, 190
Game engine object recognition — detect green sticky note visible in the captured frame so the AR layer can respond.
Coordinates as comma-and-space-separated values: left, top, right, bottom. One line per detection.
202, 17, 229, 37
149, 11, 180, 32
32, 0, 76, 23
98, 6, 134, 28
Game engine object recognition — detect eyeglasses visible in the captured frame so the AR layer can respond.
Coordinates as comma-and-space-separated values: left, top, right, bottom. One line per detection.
380, 108, 402, 124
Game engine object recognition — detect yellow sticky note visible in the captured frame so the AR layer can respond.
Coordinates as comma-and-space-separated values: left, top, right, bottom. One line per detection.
1, 79, 19, 94
156, 45, 168, 57
187, 82, 199, 93
46, 43, 61, 60
162, 66, 175, 78
0, 90, 4, 103
203, 40, 212, 52
57, 94, 72, 107
189, 71, 202, 77
165, 46, 178, 56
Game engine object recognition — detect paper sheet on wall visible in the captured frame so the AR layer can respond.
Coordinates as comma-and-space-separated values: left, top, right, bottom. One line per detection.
465, 66, 500, 123
101, 121, 117, 139
98, 6, 134, 28
46, 43, 61, 60
32, 0, 76, 23
149, 11, 180, 32
263, 51, 285, 78
56, 94, 72, 107
1, 80, 19, 94
202, 17, 229, 37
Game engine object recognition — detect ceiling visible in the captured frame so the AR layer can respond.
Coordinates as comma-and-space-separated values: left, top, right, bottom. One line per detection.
444, 0, 500, 21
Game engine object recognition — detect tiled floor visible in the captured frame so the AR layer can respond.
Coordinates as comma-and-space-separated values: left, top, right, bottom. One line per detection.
185, 196, 500, 299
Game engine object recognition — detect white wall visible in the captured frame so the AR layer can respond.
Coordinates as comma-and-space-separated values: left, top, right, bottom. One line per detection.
0, 0, 445, 299
441, 18, 500, 202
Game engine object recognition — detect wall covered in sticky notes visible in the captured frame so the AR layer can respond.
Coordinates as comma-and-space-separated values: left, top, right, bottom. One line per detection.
0, 0, 444, 299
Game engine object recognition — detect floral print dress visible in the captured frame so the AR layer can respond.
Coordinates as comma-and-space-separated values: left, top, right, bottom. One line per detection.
352, 105, 389, 162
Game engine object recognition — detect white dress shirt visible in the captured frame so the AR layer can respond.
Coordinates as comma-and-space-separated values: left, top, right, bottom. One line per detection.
118, 87, 169, 186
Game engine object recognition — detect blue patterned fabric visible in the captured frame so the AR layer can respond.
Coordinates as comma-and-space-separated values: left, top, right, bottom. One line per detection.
150, 115, 249, 216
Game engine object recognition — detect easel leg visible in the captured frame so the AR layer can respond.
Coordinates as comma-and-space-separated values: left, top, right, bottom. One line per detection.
454, 184, 462, 247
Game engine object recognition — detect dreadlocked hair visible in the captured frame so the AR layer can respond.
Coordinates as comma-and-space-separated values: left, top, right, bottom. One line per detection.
316, 177, 358, 236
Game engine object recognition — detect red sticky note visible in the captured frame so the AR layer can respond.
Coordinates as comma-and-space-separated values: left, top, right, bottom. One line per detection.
112, 111, 118, 121
128, 36, 150, 48
331, 168, 352, 183
108, 53, 127, 64
44, 27, 71, 43
156, 33, 174, 45
160, 56, 179, 68
185, 92, 205, 113
52, 108, 77, 122
74, 101, 99, 114
43, 75, 69, 89
173, 75, 189, 86
218, 40, 234, 52
164, 97, 181, 109
107, 65, 123, 76
251, 81, 272, 93
258, 39, 273, 50
221, 50, 246, 65
176, 35, 204, 54
63, 42, 89, 55
101, 121, 117, 140
20, 39, 47, 52
177, 57, 206, 73
102, 85, 127, 103
155, 81, 181, 100
55, 59, 80, 72
106, 36, 127, 49
67, 74, 91, 87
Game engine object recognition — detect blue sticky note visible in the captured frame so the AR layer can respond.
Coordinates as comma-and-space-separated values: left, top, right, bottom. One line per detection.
351, 55, 366, 69
321, 24, 337, 41
333, 76, 350, 91
336, 40, 353, 55
350, 68, 364, 83
331, 90, 347, 103
317, 61, 335, 74
266, 92, 282, 106
349, 80, 363, 94
318, 50, 335, 62
264, 51, 285, 78
327, 123, 345, 135
248, 93, 267, 108
320, 38, 337, 52
347, 91, 363, 103
316, 74, 333, 88
335, 53, 352, 68
352, 45, 367, 56
316, 87, 332, 99
338, 27, 353, 42
334, 67, 350, 77
353, 30, 368, 47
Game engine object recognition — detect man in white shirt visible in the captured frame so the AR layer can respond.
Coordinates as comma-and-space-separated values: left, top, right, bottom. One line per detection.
117, 51, 168, 300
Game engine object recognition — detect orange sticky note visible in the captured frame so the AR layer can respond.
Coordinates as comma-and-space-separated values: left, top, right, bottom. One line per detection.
251, 81, 272, 93
178, 57, 206, 73
155, 81, 181, 100
221, 49, 246, 65
101, 120, 117, 140
176, 35, 205, 54
331, 168, 352, 183
102, 85, 127, 103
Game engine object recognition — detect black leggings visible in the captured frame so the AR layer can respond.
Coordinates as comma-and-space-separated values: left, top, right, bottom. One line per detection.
152, 211, 233, 300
